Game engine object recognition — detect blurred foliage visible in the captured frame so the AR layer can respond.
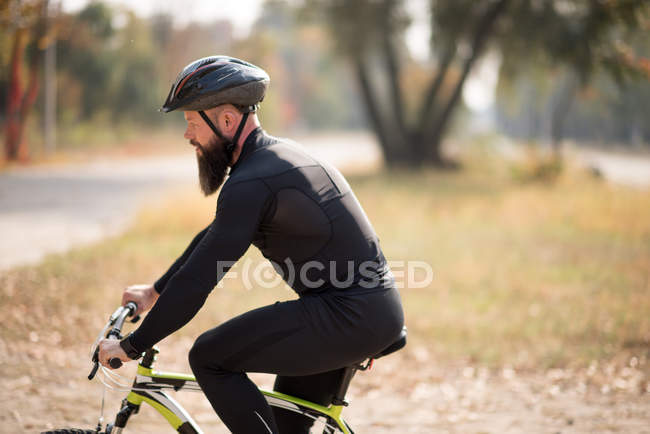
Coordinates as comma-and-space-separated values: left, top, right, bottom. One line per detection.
509, 144, 564, 184
2, 0, 649, 160
0, 0, 366, 158
495, 0, 649, 83
304, 0, 649, 167
57, 3, 116, 121
497, 19, 650, 147
1, 0, 54, 161
304, 0, 487, 167
236, 0, 365, 132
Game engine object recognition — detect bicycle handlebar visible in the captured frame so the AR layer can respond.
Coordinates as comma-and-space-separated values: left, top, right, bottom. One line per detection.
107, 302, 138, 369
109, 356, 123, 369
89, 302, 139, 378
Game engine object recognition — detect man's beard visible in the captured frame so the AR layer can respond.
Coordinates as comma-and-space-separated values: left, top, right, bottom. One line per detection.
193, 137, 230, 196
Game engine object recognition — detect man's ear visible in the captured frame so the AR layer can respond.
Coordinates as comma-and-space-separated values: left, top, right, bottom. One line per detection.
220, 106, 242, 133
206, 107, 224, 131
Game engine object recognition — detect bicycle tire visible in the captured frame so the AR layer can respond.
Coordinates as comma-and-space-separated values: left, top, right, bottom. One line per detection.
41, 429, 99, 434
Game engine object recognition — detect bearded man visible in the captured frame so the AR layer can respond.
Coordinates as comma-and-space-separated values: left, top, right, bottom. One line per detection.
98, 56, 404, 434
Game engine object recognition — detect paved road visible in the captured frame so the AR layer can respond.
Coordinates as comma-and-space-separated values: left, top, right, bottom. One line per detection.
1, 133, 647, 271
0, 133, 381, 271
573, 149, 650, 188
495, 138, 650, 188
0, 155, 197, 270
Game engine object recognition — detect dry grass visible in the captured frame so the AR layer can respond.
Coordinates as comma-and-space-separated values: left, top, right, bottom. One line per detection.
1, 148, 649, 432
355, 156, 650, 369
2, 150, 649, 372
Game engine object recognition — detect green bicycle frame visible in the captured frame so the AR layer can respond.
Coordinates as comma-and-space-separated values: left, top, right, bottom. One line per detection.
118, 364, 353, 433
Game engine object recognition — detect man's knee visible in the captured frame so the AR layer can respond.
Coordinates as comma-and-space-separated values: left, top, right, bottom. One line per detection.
189, 332, 218, 373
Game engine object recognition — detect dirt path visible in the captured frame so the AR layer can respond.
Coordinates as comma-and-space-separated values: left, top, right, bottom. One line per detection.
2, 338, 648, 433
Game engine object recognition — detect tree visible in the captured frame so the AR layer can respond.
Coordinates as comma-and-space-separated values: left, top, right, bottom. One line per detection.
306, 0, 510, 167
306, 0, 648, 168
496, 20, 650, 149
243, 0, 366, 132
495, 0, 649, 154
56, 2, 115, 121
1, 0, 51, 161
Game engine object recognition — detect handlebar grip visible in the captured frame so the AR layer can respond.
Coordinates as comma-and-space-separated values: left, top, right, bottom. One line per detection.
98, 303, 138, 372
125, 301, 138, 315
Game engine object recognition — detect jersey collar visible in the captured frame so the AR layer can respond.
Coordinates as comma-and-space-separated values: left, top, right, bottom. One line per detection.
230, 126, 263, 174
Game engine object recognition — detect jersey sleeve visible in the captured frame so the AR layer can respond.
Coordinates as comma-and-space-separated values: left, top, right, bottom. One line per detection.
129, 178, 271, 352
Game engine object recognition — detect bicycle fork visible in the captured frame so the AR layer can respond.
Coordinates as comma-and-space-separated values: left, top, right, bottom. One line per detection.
105, 347, 204, 434
106, 398, 140, 434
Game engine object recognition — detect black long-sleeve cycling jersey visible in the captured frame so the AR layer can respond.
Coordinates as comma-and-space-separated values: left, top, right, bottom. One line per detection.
128, 127, 395, 353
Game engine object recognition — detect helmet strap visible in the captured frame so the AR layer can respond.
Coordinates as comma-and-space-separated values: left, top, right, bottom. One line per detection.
232, 111, 250, 152
198, 109, 249, 159
198, 110, 227, 143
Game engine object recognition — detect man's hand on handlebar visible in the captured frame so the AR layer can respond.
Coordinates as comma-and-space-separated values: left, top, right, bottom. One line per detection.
91, 302, 139, 373
98, 338, 129, 369
92, 287, 152, 370
122, 284, 159, 316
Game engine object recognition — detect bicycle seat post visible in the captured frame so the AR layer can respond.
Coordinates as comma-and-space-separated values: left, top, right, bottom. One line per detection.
331, 366, 358, 406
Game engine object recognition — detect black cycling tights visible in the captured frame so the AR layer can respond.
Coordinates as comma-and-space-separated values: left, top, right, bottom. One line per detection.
188, 287, 404, 434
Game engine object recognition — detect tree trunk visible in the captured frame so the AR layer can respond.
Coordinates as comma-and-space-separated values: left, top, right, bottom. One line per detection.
4, 2, 47, 162
550, 71, 578, 157
416, 43, 456, 134
410, 44, 456, 164
381, 0, 408, 149
354, 57, 412, 166
18, 50, 42, 160
426, 0, 511, 160
347, 0, 509, 168
5, 28, 28, 161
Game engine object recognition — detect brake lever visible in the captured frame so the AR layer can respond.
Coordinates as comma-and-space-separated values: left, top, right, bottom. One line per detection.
89, 348, 100, 380
89, 332, 124, 379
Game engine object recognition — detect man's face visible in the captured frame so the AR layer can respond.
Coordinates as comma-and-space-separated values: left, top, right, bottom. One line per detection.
184, 111, 230, 196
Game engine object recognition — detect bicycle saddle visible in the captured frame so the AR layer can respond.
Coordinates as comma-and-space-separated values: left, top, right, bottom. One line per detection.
372, 326, 407, 359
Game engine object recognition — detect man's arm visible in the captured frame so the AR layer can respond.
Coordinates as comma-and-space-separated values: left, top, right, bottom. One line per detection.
154, 225, 211, 294
125, 179, 271, 353
119, 223, 211, 318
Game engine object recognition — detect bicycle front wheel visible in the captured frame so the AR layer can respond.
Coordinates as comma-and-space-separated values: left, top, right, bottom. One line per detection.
41, 429, 99, 434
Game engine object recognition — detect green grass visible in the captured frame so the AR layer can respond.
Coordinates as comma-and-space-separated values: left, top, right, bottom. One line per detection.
1, 148, 648, 372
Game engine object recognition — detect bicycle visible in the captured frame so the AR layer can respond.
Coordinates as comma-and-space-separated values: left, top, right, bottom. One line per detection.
42, 302, 407, 434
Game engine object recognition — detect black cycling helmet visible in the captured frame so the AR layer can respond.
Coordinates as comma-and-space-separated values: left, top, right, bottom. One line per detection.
161, 56, 269, 113
162, 56, 269, 158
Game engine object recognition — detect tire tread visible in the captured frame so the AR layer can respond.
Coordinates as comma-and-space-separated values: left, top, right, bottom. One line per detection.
41, 429, 98, 434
